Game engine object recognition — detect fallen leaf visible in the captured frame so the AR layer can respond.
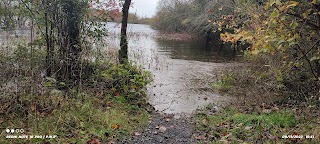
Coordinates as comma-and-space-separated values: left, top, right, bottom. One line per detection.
115, 92, 120, 97
111, 124, 119, 130
202, 119, 208, 126
237, 123, 243, 127
244, 126, 253, 130
87, 138, 101, 144
195, 135, 206, 140
223, 133, 232, 138
106, 141, 114, 144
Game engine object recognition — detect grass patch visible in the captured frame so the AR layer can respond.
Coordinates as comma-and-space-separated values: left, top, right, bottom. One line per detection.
194, 106, 319, 143
0, 91, 150, 144
210, 72, 235, 92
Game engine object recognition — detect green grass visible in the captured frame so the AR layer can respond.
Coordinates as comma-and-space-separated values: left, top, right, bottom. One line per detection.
231, 111, 296, 129
210, 73, 235, 92
194, 107, 319, 143
1, 94, 149, 144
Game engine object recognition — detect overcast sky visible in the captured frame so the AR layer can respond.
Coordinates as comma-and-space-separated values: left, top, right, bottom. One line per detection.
130, 0, 159, 18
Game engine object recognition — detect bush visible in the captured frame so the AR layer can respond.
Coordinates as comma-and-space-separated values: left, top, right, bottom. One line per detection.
93, 63, 153, 105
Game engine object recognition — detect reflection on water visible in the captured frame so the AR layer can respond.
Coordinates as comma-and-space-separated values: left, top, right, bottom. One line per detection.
107, 22, 242, 114
156, 39, 239, 63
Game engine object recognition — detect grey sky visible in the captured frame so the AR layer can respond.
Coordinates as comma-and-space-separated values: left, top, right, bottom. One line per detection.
130, 0, 159, 18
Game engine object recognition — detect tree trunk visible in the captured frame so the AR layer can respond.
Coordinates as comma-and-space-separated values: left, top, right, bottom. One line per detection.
119, 0, 131, 64
57, 0, 82, 88
44, 0, 55, 77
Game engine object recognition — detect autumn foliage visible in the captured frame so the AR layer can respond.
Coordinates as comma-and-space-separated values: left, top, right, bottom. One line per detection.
216, 0, 320, 100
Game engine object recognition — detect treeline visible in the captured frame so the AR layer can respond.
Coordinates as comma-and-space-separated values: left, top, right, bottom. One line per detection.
150, 0, 234, 37
152, 0, 320, 102
89, 8, 152, 24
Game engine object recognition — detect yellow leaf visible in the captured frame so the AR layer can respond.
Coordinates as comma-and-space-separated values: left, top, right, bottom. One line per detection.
286, 2, 299, 9
111, 124, 119, 130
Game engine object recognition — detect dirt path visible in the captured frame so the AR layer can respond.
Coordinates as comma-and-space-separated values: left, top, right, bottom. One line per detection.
131, 112, 195, 144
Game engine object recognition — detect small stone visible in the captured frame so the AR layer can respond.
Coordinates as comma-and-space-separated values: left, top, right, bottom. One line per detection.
159, 126, 167, 133
262, 109, 272, 114
163, 134, 170, 139
155, 135, 164, 143
182, 131, 192, 138
134, 132, 141, 136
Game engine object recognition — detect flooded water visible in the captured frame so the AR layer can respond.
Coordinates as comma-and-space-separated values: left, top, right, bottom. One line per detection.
0, 23, 240, 115
105, 22, 241, 115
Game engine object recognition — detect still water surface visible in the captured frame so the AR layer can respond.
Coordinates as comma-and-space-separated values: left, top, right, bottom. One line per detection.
106, 22, 241, 115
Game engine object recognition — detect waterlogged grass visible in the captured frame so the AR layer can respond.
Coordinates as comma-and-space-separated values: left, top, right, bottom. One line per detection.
195, 107, 319, 143
210, 73, 236, 92
1, 95, 149, 144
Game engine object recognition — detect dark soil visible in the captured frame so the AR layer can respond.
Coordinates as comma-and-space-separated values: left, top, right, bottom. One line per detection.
131, 112, 195, 144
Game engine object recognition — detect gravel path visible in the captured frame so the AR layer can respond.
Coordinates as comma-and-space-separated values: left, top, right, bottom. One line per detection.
131, 112, 195, 144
